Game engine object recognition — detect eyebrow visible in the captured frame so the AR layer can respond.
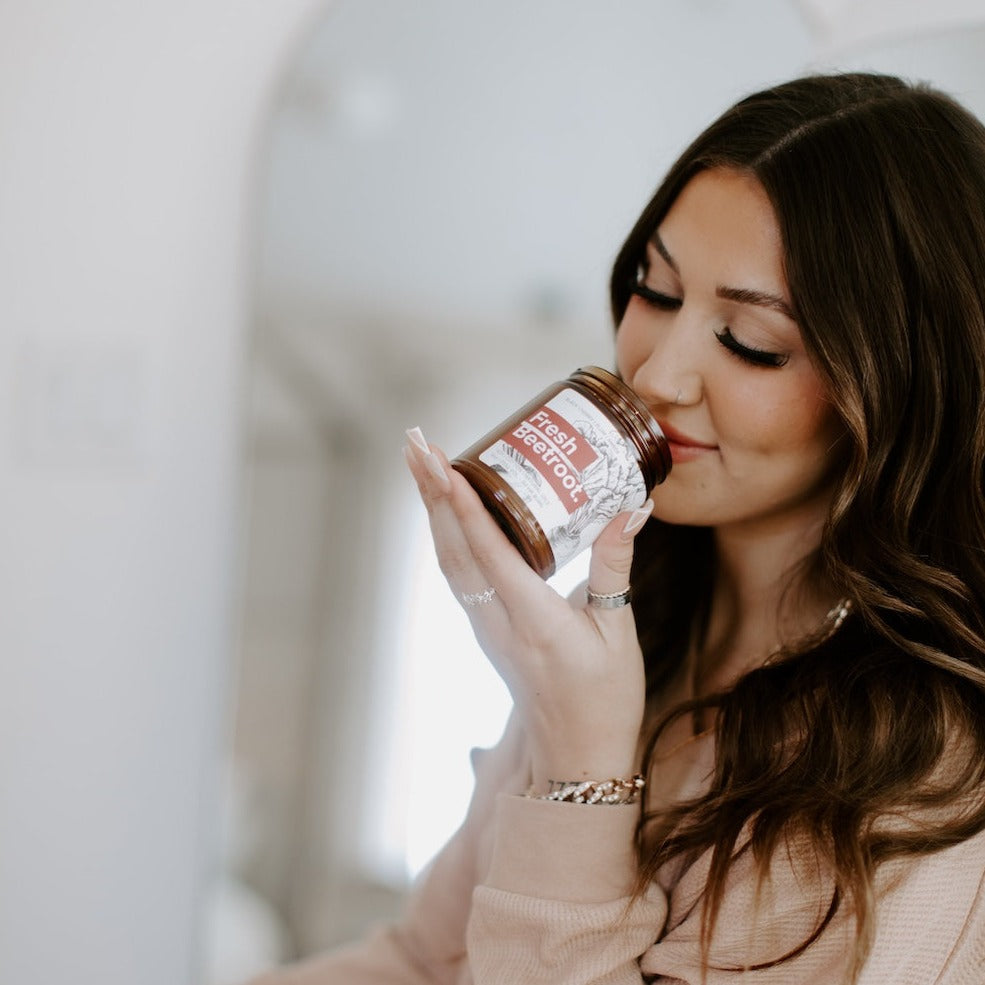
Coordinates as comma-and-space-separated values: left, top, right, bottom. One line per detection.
649, 233, 797, 322
719, 286, 797, 321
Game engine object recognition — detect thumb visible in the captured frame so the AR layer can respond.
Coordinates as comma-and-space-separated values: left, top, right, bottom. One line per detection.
585, 498, 654, 600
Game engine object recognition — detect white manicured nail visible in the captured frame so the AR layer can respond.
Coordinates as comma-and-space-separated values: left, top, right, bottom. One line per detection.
621, 499, 654, 539
424, 452, 449, 484
406, 426, 430, 454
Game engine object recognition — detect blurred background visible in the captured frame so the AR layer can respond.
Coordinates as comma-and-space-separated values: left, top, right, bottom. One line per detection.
2, 2, 985, 984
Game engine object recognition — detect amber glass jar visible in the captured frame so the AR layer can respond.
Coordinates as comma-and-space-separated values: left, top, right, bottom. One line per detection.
451, 366, 671, 578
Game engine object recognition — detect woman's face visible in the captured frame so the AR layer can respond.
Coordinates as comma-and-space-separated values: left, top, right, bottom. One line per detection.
616, 167, 845, 539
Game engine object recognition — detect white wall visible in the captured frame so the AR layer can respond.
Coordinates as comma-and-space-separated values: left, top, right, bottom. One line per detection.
0, 4, 325, 983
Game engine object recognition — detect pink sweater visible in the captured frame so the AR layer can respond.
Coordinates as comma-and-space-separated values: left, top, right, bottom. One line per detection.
251, 713, 985, 984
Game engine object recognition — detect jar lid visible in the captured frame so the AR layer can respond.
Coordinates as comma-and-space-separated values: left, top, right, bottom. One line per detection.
574, 366, 672, 487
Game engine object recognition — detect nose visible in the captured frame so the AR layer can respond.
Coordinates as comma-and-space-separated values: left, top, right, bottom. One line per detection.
625, 309, 703, 410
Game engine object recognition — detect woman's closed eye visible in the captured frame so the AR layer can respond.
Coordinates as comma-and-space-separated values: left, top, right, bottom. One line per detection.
715, 327, 789, 368
631, 266, 681, 310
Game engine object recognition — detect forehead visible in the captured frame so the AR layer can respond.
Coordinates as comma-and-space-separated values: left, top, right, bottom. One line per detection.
655, 168, 788, 290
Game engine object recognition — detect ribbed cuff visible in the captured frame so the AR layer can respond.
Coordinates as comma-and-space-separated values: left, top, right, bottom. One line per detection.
484, 792, 641, 903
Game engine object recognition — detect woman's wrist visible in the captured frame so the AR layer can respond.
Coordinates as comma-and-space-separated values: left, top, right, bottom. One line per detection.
528, 749, 640, 797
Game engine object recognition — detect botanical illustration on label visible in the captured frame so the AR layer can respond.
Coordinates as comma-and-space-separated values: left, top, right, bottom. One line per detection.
479, 387, 647, 571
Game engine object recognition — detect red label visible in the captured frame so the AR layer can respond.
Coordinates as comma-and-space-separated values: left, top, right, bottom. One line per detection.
501, 405, 599, 513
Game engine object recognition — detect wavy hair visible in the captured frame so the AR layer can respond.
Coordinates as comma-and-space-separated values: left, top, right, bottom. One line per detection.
611, 73, 985, 980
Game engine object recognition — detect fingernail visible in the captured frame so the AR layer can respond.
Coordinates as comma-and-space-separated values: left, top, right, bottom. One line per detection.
621, 499, 653, 539
424, 452, 449, 484
406, 426, 430, 454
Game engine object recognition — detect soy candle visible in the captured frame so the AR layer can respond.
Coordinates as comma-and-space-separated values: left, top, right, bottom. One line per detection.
452, 366, 671, 577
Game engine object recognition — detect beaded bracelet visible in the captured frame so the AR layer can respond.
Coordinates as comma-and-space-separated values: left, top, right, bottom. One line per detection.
527, 774, 645, 805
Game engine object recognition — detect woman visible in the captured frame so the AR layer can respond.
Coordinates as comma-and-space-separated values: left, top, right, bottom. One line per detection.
253, 73, 985, 983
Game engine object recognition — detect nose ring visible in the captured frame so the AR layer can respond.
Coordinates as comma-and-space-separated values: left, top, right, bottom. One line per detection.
674, 389, 683, 405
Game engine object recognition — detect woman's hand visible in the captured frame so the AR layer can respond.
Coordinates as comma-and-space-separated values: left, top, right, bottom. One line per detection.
404, 427, 653, 793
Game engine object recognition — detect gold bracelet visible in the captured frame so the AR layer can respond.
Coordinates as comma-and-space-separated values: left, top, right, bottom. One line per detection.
527, 774, 645, 805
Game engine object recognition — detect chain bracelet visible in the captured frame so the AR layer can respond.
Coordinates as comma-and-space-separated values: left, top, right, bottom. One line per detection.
527, 774, 645, 805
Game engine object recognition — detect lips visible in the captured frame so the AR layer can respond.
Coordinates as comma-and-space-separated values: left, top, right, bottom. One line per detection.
659, 421, 717, 449
658, 421, 718, 463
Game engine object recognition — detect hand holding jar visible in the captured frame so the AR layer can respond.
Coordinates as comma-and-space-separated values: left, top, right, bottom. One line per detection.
403, 421, 658, 795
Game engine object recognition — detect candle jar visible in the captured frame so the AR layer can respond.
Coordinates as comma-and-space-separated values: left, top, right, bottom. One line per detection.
452, 366, 670, 578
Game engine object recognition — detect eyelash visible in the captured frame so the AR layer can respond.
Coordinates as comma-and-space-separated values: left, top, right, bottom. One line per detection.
714, 327, 789, 368
630, 280, 681, 311
629, 270, 789, 369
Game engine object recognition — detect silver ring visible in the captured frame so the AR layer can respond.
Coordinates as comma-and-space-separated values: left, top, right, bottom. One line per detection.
586, 587, 631, 609
461, 587, 497, 607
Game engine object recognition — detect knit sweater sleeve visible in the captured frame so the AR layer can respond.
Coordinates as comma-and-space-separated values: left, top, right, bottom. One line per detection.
247, 710, 670, 985
465, 794, 668, 984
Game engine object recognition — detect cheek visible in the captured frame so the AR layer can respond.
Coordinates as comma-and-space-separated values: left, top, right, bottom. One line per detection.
780, 374, 843, 451
720, 373, 838, 456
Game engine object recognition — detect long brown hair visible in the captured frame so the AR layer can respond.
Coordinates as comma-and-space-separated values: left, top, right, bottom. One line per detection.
611, 73, 985, 979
